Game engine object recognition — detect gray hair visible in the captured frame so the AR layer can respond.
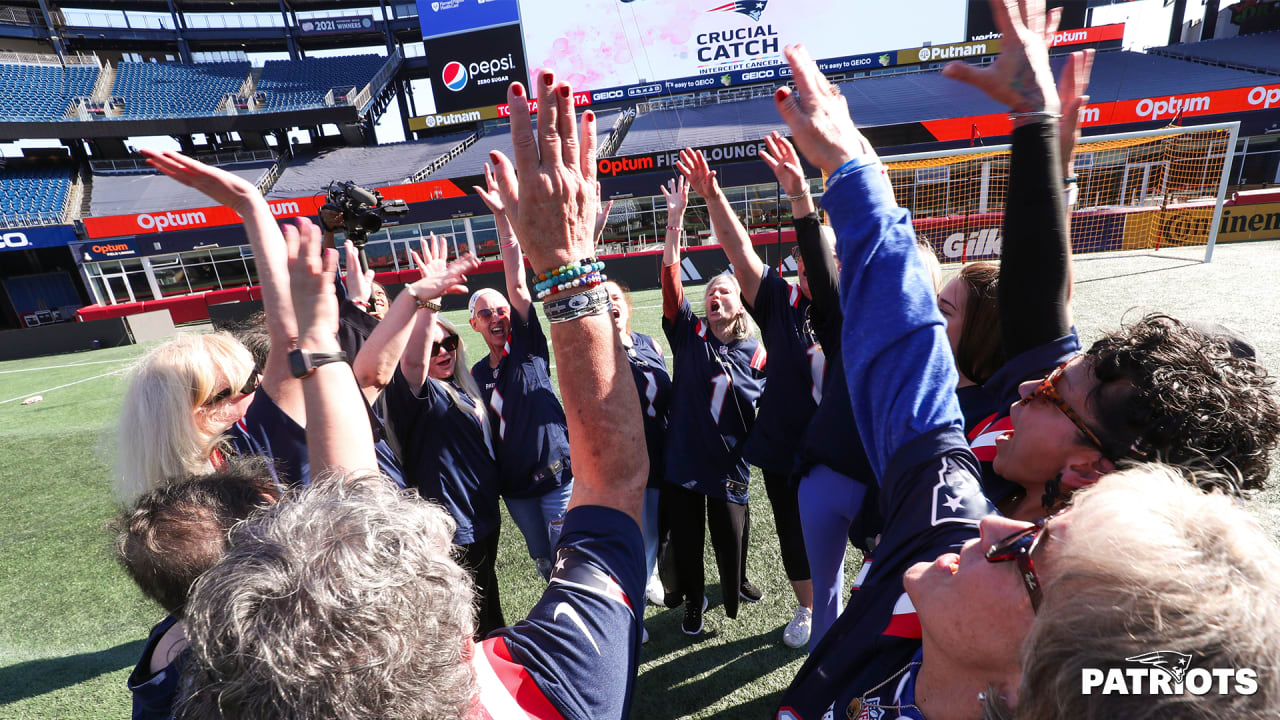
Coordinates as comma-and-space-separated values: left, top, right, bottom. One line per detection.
179, 472, 477, 720
999, 464, 1280, 719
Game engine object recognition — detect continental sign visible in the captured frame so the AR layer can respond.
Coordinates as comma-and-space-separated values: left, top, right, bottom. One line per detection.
896, 39, 1002, 67
82, 180, 466, 240
409, 105, 501, 131
921, 82, 1280, 142
1218, 202, 1280, 242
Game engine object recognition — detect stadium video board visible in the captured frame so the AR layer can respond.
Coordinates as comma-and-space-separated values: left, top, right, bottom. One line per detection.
515, 0, 966, 96
424, 22, 530, 113
416, 0, 520, 38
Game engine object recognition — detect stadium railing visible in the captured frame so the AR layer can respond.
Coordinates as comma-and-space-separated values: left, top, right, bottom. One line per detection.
89, 150, 276, 175
0, 50, 98, 66
410, 132, 479, 182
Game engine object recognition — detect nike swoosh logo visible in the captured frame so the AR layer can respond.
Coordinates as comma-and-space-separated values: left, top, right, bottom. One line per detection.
553, 602, 601, 655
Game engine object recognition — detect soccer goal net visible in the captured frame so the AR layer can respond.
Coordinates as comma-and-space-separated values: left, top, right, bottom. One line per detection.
881, 121, 1240, 264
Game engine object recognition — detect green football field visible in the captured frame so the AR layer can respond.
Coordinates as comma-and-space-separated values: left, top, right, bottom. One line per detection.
3, 240, 1279, 719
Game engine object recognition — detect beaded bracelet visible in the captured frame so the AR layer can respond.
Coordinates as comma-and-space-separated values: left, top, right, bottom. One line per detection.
533, 259, 606, 294
545, 284, 611, 324
536, 271, 608, 301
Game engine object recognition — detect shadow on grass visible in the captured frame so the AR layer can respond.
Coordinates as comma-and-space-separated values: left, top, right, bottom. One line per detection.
0, 639, 144, 705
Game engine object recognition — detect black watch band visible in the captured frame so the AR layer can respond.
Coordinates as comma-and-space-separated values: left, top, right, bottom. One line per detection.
288, 348, 349, 379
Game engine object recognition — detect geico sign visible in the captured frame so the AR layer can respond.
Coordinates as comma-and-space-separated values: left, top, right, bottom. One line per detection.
1248, 86, 1280, 109
1, 232, 30, 248
593, 89, 625, 101
741, 69, 775, 81
1134, 94, 1211, 119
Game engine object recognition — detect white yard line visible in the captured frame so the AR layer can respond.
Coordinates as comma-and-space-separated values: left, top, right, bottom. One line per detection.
0, 358, 132, 374
0, 367, 132, 405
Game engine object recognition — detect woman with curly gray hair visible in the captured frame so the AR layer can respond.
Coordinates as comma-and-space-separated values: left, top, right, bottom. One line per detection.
180, 72, 651, 720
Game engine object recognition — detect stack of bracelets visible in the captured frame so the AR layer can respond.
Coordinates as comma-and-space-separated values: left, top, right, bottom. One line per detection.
533, 259, 607, 301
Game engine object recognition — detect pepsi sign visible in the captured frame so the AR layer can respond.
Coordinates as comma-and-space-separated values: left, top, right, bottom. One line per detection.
425, 23, 528, 113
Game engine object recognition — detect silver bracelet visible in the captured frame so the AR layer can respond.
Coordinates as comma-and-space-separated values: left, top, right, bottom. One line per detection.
785, 190, 811, 201
545, 285, 611, 324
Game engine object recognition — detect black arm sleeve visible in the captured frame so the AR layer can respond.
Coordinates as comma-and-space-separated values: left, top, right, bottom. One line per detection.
999, 120, 1072, 360
795, 213, 842, 351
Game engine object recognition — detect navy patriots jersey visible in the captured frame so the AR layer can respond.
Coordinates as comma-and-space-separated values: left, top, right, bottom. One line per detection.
227, 388, 405, 490
777, 158, 994, 720
478, 505, 646, 720
470, 304, 573, 499
127, 615, 182, 720
663, 297, 767, 504
743, 266, 823, 475
624, 331, 672, 489
383, 367, 501, 546
966, 333, 1080, 505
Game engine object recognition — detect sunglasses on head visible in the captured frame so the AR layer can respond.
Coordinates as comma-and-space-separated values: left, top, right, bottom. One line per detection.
1019, 359, 1106, 451
984, 510, 1064, 613
474, 306, 509, 321
432, 335, 460, 356
204, 367, 260, 407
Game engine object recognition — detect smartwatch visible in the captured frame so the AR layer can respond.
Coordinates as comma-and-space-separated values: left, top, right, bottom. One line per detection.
288, 348, 349, 379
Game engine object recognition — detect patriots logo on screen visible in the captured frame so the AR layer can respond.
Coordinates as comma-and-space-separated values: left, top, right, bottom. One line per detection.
1126, 651, 1194, 684
442, 61, 468, 92
708, 0, 768, 21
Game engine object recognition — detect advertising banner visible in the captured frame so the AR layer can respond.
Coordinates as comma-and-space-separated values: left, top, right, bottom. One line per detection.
516, 0, 964, 94
416, 0, 519, 38
298, 15, 374, 36
0, 224, 78, 253
1217, 201, 1280, 242
595, 137, 774, 178
78, 240, 140, 261
895, 38, 1002, 68
915, 210, 1125, 262
427, 22, 529, 114
82, 179, 467, 240
409, 104, 502, 131
966, 0, 1085, 41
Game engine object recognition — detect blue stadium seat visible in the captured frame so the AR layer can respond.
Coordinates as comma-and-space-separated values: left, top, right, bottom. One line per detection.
0, 62, 99, 121
112, 61, 251, 118
1151, 31, 1280, 74
255, 55, 388, 112
0, 167, 73, 218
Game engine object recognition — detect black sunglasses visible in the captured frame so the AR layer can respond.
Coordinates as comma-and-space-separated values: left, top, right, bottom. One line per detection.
204, 367, 260, 406
984, 511, 1063, 613
474, 306, 508, 321
432, 335, 460, 356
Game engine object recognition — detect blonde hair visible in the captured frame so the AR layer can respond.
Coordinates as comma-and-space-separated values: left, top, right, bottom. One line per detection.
1004, 464, 1280, 719
435, 317, 493, 451
706, 272, 756, 342
114, 333, 255, 506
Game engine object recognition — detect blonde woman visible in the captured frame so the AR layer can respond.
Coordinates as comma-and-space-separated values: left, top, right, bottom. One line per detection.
659, 176, 767, 636
114, 333, 259, 506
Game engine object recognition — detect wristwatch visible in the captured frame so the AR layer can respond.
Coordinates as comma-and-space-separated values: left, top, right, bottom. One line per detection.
288, 348, 349, 379
404, 284, 442, 312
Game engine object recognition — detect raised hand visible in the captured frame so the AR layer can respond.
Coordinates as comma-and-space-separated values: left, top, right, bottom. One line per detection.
283, 217, 340, 348
675, 148, 720, 199
343, 240, 376, 305
407, 233, 478, 302
143, 149, 261, 216
941, 0, 1061, 118
474, 161, 506, 218
1057, 48, 1095, 176
489, 69, 600, 274
774, 45, 873, 175
760, 132, 807, 198
659, 176, 690, 220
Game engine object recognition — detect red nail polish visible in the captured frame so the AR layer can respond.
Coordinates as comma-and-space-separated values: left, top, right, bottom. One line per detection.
559, 85, 570, 98
585, 110, 595, 121
512, 83, 524, 98
543, 73, 554, 86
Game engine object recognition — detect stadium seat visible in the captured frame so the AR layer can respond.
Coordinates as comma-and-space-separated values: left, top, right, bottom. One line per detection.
255, 55, 388, 112
112, 61, 251, 118
1150, 31, 1280, 74
0, 61, 99, 121
0, 166, 74, 219
266, 133, 473, 199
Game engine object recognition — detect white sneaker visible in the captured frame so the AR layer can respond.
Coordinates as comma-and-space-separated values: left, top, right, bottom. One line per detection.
782, 606, 812, 649
645, 569, 665, 606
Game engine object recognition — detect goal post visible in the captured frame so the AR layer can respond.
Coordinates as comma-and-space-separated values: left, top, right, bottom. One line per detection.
880, 121, 1240, 264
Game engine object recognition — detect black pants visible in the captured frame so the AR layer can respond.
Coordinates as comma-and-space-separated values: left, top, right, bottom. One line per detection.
763, 470, 812, 583
460, 528, 505, 639
664, 483, 751, 619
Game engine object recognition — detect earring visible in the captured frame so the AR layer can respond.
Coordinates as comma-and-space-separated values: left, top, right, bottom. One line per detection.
977, 692, 986, 702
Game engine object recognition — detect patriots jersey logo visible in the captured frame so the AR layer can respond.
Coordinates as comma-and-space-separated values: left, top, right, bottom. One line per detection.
708, 0, 768, 21
847, 696, 884, 720
929, 456, 984, 527
1126, 651, 1193, 684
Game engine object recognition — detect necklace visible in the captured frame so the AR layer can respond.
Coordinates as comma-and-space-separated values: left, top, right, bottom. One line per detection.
846, 660, 922, 719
